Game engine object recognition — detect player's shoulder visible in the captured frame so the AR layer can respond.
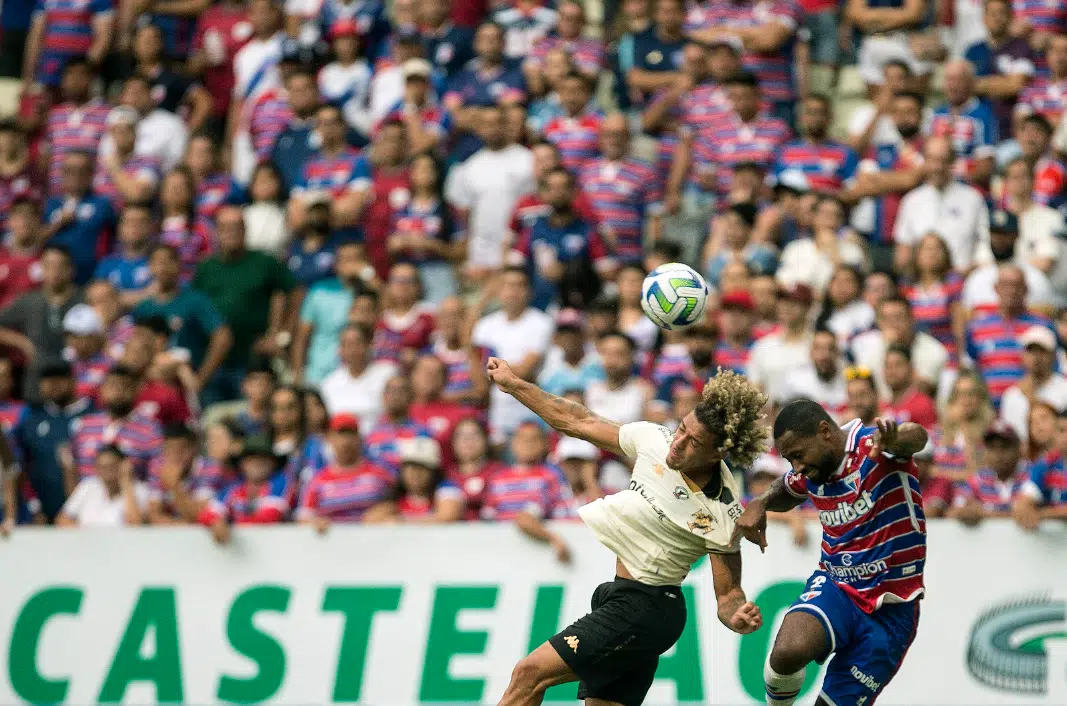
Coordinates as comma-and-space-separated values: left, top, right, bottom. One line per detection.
619, 421, 673, 458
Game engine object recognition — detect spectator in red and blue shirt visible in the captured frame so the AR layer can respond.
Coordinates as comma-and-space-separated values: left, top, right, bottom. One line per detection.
395, 435, 464, 521
319, 0, 390, 62
901, 233, 965, 358
951, 421, 1030, 522
146, 422, 230, 524
1015, 113, 1067, 209
928, 60, 999, 189
1013, 410, 1067, 529
965, 264, 1055, 405
63, 303, 111, 404
1017, 35, 1067, 126
379, 58, 453, 155
363, 375, 434, 472
23, 0, 113, 87
525, 1, 605, 90
185, 133, 246, 222
1011, 0, 1067, 50
774, 95, 859, 195
92, 107, 161, 211
44, 61, 111, 196
158, 168, 216, 283
715, 290, 756, 375
297, 413, 397, 528
0, 357, 25, 434
542, 73, 603, 174
373, 263, 436, 364
42, 151, 116, 284
198, 435, 290, 541
94, 204, 154, 296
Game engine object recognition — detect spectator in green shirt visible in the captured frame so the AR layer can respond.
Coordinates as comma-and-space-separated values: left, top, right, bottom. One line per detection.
133, 244, 233, 396
192, 206, 295, 406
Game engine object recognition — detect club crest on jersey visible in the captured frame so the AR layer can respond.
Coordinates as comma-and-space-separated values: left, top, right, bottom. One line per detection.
673, 486, 689, 500
842, 470, 862, 493
688, 511, 715, 534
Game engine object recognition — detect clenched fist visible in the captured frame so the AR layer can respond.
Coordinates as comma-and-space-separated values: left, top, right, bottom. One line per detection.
486, 357, 521, 393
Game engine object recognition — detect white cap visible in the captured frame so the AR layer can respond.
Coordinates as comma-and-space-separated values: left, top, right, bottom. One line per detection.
62, 304, 104, 336
106, 106, 139, 128
1020, 326, 1057, 352
400, 436, 441, 469
555, 436, 599, 462
771, 169, 810, 193
402, 58, 433, 79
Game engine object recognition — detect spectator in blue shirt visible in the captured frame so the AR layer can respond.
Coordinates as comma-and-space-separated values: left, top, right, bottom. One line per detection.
42, 151, 117, 284
420, 0, 475, 78
286, 199, 339, 289
270, 70, 327, 195
93, 202, 154, 303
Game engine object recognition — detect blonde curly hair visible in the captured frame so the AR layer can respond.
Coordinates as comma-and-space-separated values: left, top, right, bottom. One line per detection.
694, 368, 769, 469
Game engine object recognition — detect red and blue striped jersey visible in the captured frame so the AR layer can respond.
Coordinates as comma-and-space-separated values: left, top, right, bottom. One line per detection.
480, 463, 575, 520
965, 312, 1054, 404
577, 157, 661, 263
297, 148, 371, 199
297, 462, 396, 522
378, 101, 453, 142
1032, 155, 1067, 206
956, 467, 1029, 512
530, 35, 606, 75
147, 455, 232, 512
773, 139, 859, 193
928, 99, 998, 181
931, 429, 968, 476
363, 418, 434, 472
31, 0, 113, 85
72, 352, 111, 403
900, 273, 963, 358
92, 154, 161, 210
542, 113, 603, 174
706, 113, 792, 195
432, 337, 493, 398
443, 60, 527, 107
864, 136, 925, 244
249, 89, 294, 163
1012, 0, 1067, 33
651, 342, 695, 403
70, 412, 163, 480
199, 473, 290, 525
196, 172, 243, 221
1022, 452, 1067, 506
0, 401, 26, 433
373, 307, 436, 363
396, 481, 464, 519
684, 0, 801, 102
160, 214, 216, 283
1018, 78, 1067, 126
785, 420, 927, 613
674, 83, 731, 139
713, 339, 753, 375
45, 102, 110, 194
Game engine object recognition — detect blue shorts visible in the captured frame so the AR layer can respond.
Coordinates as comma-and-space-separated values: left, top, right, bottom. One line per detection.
788, 571, 920, 706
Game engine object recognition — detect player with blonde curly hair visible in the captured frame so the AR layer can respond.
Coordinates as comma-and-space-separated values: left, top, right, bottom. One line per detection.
487, 356, 768, 706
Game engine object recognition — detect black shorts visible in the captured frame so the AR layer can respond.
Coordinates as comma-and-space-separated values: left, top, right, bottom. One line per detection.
548, 577, 687, 706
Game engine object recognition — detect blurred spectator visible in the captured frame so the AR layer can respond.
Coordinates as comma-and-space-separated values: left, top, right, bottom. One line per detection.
448, 417, 505, 519
847, 0, 934, 92
270, 384, 329, 486
586, 331, 651, 427
617, 0, 686, 111
775, 95, 859, 197
715, 291, 757, 375
495, 0, 557, 60
93, 107, 161, 210
395, 436, 463, 522
1013, 115, 1066, 210
894, 137, 989, 272
747, 282, 814, 394
242, 164, 289, 257
43, 61, 109, 193
816, 266, 876, 346
1018, 35, 1067, 126
613, 265, 659, 353
43, 151, 117, 284
934, 369, 994, 480
529, 1, 604, 88
542, 74, 603, 174
0, 245, 83, 398
56, 446, 147, 528
882, 344, 939, 428
929, 60, 998, 189
322, 324, 399, 427
318, 20, 373, 136
962, 210, 1061, 314
846, 59, 915, 155
110, 75, 189, 173
188, 0, 252, 123
965, 264, 1055, 405
0, 120, 33, 235
362, 121, 412, 279
363, 375, 432, 472
118, 319, 195, 427
983, 167, 1066, 278
950, 421, 1028, 524
418, 0, 474, 78
380, 58, 452, 156
159, 168, 216, 282
228, 357, 276, 437
999, 326, 1067, 439
23, 0, 112, 88
0, 196, 45, 310
554, 432, 604, 503
912, 441, 953, 518
304, 389, 329, 436
0, 357, 24, 431
966, 0, 1036, 137
778, 196, 867, 295
63, 303, 109, 403
198, 435, 289, 542
409, 354, 479, 468
845, 365, 881, 425
192, 205, 295, 405
1025, 399, 1058, 460
269, 70, 326, 194
94, 204, 153, 300
286, 199, 341, 289
704, 202, 778, 289
430, 295, 491, 407
901, 234, 965, 359
185, 132, 243, 223
777, 328, 847, 418
373, 262, 435, 365
850, 296, 949, 397
472, 267, 554, 444
1013, 409, 1067, 530
147, 423, 226, 524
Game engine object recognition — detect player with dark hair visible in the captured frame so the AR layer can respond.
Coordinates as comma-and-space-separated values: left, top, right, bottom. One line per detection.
734, 399, 928, 706
487, 360, 767, 706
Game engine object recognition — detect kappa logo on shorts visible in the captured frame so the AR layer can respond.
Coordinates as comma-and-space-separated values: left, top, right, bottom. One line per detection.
564, 635, 580, 653
688, 511, 715, 534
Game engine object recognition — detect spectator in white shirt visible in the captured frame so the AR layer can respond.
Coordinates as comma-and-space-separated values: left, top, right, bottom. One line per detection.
472, 267, 555, 444
775, 328, 848, 418
747, 282, 816, 395
999, 326, 1067, 440
57, 445, 149, 527
320, 323, 400, 430
981, 163, 1066, 274
894, 136, 990, 272
850, 295, 949, 398
963, 213, 1063, 313
445, 106, 535, 277
100, 76, 189, 173
370, 30, 428, 124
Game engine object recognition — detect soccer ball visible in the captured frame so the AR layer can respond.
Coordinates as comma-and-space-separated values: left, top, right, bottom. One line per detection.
640, 263, 710, 330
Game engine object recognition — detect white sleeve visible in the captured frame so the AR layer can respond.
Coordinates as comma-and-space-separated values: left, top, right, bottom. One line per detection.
61, 480, 90, 521
618, 422, 671, 460
444, 163, 473, 209
847, 104, 875, 138
893, 192, 916, 245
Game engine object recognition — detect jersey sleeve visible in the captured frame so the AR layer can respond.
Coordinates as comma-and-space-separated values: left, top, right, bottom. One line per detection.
783, 469, 810, 498
618, 421, 671, 460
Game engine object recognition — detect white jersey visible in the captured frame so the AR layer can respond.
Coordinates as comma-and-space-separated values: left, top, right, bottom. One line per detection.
586, 378, 646, 427
578, 422, 743, 586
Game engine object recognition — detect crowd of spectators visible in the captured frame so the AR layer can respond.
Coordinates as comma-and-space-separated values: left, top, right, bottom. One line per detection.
0, 0, 1065, 555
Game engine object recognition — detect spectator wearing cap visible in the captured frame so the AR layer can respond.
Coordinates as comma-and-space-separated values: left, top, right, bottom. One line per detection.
22, 0, 112, 88
999, 326, 1067, 440
850, 296, 949, 399
298, 413, 395, 530
715, 290, 756, 376
778, 195, 868, 296
774, 95, 859, 197
554, 432, 603, 505
0, 245, 83, 398
369, 29, 428, 123
1015, 115, 1067, 211
471, 267, 554, 444
314, 0, 390, 61
1017, 35, 1067, 127
63, 303, 110, 403
379, 58, 453, 156
42, 61, 110, 196
394, 436, 464, 522
110, 75, 189, 173
950, 420, 1029, 524
192, 205, 296, 406
0, 197, 45, 310
229, 0, 286, 184
747, 282, 815, 395
268, 70, 327, 194
1012, 408, 1067, 530
703, 202, 777, 289
965, 264, 1055, 405
962, 211, 1060, 315
482, 421, 574, 563
410, 354, 480, 469
882, 344, 939, 429
363, 375, 433, 473
927, 60, 999, 189
965, 0, 1036, 138
0, 121, 35, 236
616, 0, 686, 112
317, 20, 374, 136
42, 151, 117, 284
94, 204, 154, 301
526, 1, 605, 90
199, 435, 290, 541
894, 137, 989, 272
147, 423, 226, 524
984, 162, 1066, 279
57, 445, 148, 528
321, 324, 399, 429
777, 329, 848, 419
494, 0, 558, 60
577, 114, 663, 265
188, 0, 253, 123
12, 360, 90, 519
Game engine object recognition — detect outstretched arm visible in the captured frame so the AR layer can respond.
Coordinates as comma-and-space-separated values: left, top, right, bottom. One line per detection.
870, 419, 928, 458
486, 357, 623, 455
710, 552, 763, 634
731, 476, 808, 552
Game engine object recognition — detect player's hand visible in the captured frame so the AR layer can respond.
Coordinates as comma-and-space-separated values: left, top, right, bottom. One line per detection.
731, 502, 768, 553
727, 601, 763, 634
313, 515, 331, 536
550, 535, 572, 564
1012, 501, 1041, 532
869, 418, 899, 459
486, 357, 521, 393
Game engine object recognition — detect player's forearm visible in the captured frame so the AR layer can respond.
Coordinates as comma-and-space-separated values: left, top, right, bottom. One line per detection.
716, 586, 748, 630
755, 476, 808, 513
1041, 504, 1067, 520
506, 378, 598, 438
886, 423, 928, 457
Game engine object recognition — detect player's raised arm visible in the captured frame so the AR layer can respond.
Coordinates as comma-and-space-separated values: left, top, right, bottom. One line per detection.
870, 418, 928, 458
486, 357, 624, 456
732, 476, 809, 552
710, 552, 763, 634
